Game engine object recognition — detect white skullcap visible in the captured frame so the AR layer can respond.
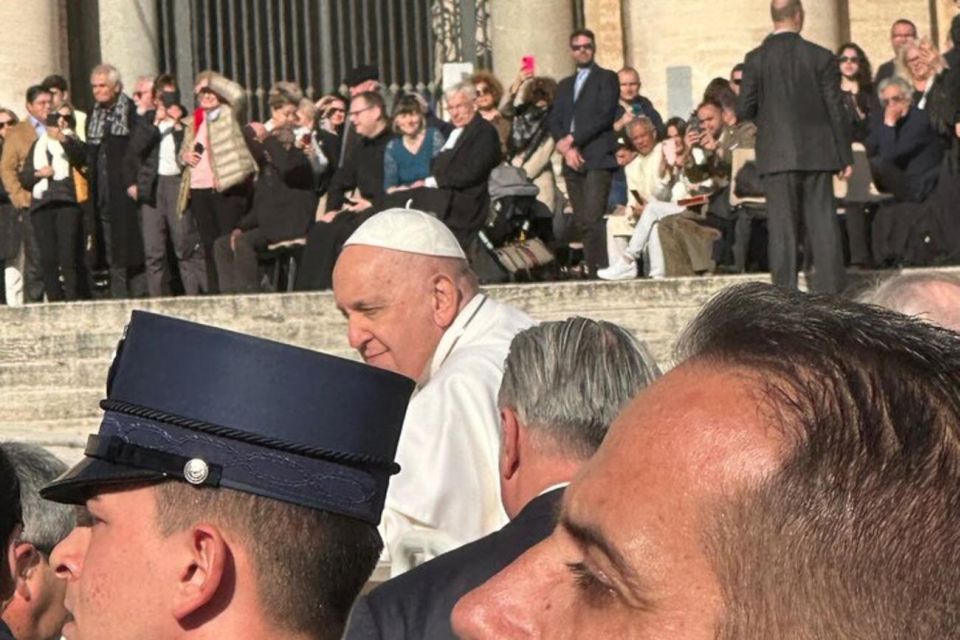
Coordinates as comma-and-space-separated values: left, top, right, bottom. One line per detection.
343, 207, 467, 260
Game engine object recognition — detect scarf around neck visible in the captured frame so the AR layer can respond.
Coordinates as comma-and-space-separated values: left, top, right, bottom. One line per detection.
87, 93, 132, 145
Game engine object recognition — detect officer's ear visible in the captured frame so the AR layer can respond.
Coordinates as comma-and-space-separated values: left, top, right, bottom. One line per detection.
171, 524, 228, 622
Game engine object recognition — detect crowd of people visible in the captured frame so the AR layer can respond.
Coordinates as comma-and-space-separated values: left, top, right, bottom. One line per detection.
3, 1, 960, 304
0, 1, 959, 638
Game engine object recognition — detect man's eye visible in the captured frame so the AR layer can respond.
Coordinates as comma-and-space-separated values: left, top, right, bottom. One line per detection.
567, 561, 617, 606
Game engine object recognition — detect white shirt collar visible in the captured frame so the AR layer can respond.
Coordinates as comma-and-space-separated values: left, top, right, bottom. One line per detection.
423, 293, 486, 382
537, 482, 570, 497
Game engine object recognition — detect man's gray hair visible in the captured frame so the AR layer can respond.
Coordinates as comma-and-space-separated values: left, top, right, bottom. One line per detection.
625, 115, 656, 138
498, 317, 661, 459
0, 443, 73, 554
445, 81, 477, 103
858, 271, 960, 332
90, 64, 122, 89
877, 76, 914, 106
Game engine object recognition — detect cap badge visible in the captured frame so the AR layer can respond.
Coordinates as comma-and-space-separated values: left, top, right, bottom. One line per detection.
183, 458, 210, 485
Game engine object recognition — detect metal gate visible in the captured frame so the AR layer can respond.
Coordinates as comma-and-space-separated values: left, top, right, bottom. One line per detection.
158, 0, 492, 122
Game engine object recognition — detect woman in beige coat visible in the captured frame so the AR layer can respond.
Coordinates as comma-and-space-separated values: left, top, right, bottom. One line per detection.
179, 71, 257, 292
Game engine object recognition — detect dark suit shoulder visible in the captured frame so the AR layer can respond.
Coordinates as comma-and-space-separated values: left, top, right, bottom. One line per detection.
347, 490, 563, 640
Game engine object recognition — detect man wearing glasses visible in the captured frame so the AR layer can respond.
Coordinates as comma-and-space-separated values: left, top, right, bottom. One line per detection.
548, 29, 619, 278
0, 444, 74, 640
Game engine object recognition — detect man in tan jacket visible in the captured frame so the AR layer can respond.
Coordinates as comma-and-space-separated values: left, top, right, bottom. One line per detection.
0, 85, 51, 305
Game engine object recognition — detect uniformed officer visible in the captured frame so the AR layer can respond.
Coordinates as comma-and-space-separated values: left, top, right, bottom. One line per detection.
41, 312, 414, 640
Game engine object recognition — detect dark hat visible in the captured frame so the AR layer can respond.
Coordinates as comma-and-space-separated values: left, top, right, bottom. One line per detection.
41, 312, 415, 525
344, 64, 380, 88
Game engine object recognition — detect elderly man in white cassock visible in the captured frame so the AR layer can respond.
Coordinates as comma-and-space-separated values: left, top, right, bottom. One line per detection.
333, 207, 534, 572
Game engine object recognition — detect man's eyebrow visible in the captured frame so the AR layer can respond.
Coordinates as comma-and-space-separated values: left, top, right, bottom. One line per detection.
560, 512, 646, 590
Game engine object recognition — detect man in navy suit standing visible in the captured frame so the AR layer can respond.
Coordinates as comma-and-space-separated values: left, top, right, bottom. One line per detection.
549, 29, 620, 277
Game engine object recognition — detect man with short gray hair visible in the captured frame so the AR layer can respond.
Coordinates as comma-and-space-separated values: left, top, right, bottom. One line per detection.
0, 443, 74, 640
859, 271, 960, 332
344, 317, 660, 639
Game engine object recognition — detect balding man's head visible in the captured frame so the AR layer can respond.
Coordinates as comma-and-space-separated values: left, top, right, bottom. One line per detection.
859, 272, 960, 332
771, 0, 803, 28
333, 245, 478, 382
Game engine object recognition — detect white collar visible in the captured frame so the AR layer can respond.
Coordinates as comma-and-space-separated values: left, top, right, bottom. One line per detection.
537, 482, 570, 497
423, 293, 487, 383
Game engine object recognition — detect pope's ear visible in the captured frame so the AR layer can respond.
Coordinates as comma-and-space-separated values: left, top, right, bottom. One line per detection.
431, 273, 460, 329
171, 524, 228, 622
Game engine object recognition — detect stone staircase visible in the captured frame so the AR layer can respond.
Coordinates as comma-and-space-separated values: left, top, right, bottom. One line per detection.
0, 268, 940, 463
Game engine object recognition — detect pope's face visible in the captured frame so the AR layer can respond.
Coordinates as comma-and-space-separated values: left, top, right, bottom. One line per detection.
333, 245, 444, 382
452, 361, 786, 639
51, 487, 177, 640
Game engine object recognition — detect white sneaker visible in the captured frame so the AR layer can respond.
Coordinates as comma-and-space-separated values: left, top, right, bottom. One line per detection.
597, 260, 638, 281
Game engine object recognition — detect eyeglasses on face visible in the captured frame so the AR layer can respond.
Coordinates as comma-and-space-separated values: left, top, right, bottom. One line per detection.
883, 95, 906, 104
837, 56, 860, 63
731, 78, 742, 85
475, 86, 491, 96
0, 121, 11, 129
348, 105, 375, 117
570, 43, 594, 52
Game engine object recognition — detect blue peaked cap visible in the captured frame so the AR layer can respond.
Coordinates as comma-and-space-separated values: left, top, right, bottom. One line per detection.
41, 311, 415, 525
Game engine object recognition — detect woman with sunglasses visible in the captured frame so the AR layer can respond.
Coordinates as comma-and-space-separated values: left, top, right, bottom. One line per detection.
471, 70, 511, 153
836, 43, 874, 144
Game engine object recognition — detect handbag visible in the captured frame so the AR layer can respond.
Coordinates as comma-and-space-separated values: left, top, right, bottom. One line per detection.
494, 236, 554, 274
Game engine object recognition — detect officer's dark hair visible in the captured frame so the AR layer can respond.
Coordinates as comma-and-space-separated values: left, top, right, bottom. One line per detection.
25, 85, 51, 106
154, 482, 381, 639
673, 283, 960, 638
0, 446, 23, 600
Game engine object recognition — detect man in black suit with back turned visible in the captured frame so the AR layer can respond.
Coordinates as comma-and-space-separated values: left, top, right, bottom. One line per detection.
737, 0, 852, 293
343, 317, 661, 640
549, 29, 620, 276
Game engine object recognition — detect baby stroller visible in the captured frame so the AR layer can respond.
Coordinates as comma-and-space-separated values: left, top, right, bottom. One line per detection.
475, 164, 556, 282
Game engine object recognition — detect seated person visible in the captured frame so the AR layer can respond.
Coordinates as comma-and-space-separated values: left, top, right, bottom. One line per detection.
213, 91, 317, 293
599, 116, 717, 280
401, 83, 502, 246
685, 94, 757, 270
383, 95, 445, 194
294, 91, 392, 291
868, 76, 946, 266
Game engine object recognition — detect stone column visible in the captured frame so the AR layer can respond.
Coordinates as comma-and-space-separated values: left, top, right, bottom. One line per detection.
98, 0, 160, 91
0, 1, 65, 113
584, 0, 626, 71
490, 0, 574, 82
623, 0, 843, 119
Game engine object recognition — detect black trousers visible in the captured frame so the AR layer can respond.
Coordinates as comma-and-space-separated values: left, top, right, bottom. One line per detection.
20, 207, 44, 302
564, 168, 613, 273
213, 227, 268, 294
32, 204, 81, 301
189, 187, 250, 293
295, 210, 376, 291
762, 171, 845, 293
98, 202, 146, 299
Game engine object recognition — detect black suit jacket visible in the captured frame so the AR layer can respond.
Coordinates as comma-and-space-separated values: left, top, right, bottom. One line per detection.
548, 64, 619, 172
874, 59, 896, 85
737, 32, 853, 175
428, 114, 501, 240
344, 488, 563, 640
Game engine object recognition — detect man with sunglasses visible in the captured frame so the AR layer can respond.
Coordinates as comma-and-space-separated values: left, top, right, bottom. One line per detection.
0, 444, 74, 640
548, 29, 619, 278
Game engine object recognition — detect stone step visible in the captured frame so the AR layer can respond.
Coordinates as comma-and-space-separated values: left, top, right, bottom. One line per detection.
0, 358, 110, 390
0, 388, 104, 422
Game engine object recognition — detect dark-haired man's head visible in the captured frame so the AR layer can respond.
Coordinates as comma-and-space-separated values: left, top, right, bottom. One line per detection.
891, 19, 918, 54
729, 63, 745, 95
696, 100, 724, 138
453, 283, 960, 639
568, 29, 596, 68
349, 91, 387, 138
0, 446, 22, 604
25, 85, 52, 122
1, 443, 73, 640
41, 75, 69, 109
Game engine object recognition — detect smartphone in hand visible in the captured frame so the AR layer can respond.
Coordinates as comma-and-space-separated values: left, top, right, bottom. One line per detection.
193, 142, 205, 155
521, 56, 535, 75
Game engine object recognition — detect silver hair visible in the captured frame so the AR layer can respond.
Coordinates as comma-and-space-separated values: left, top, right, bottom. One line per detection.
858, 272, 960, 332
877, 76, 914, 107
625, 115, 656, 137
90, 63, 122, 89
0, 443, 73, 553
445, 81, 477, 103
498, 317, 661, 459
